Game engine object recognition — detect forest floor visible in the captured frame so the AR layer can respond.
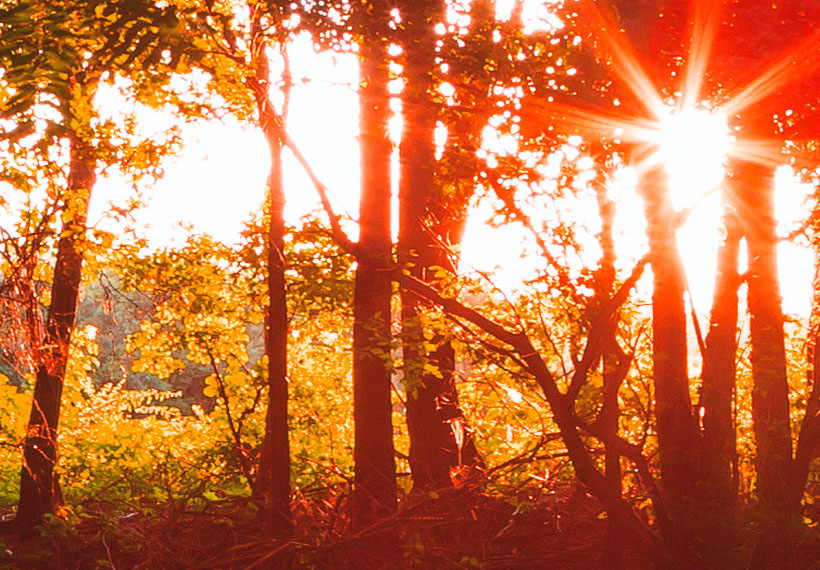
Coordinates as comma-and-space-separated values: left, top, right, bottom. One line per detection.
0, 480, 651, 570
2, 482, 820, 569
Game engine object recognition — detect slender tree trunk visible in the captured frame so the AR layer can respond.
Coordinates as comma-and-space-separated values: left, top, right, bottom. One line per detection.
788, 240, 820, 516
15, 135, 95, 534
593, 177, 627, 570
743, 163, 792, 503
638, 164, 702, 558
399, 0, 481, 492
352, 16, 397, 527
699, 195, 742, 567
398, 0, 446, 492
406, 220, 483, 490
249, 16, 291, 538
735, 162, 795, 570
701, 203, 741, 502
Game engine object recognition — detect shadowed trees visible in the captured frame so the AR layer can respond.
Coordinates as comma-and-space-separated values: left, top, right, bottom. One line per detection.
572, 1, 820, 565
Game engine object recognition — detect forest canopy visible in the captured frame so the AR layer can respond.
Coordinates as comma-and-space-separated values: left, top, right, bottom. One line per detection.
1, 1, 820, 569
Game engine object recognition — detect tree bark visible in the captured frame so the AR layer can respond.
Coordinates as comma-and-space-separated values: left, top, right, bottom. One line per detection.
352, 14, 397, 527
399, 0, 481, 492
701, 202, 741, 501
638, 164, 702, 556
734, 162, 796, 570
15, 135, 95, 534
741, 163, 792, 505
788, 242, 820, 517
249, 13, 291, 538
699, 194, 742, 567
593, 176, 627, 570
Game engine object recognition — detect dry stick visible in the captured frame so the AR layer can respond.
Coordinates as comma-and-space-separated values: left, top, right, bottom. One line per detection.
206, 350, 254, 483
484, 432, 564, 477
297, 455, 353, 485
101, 532, 117, 570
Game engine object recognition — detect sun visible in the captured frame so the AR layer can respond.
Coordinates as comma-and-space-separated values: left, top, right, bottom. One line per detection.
654, 104, 731, 209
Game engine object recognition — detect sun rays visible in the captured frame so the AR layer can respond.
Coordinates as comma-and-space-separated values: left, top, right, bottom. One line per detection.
559, 0, 820, 185
509, 0, 820, 315
678, 0, 727, 108
719, 26, 820, 121
572, 0, 666, 119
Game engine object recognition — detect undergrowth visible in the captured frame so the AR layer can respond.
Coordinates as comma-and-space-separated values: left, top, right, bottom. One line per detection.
0, 479, 632, 570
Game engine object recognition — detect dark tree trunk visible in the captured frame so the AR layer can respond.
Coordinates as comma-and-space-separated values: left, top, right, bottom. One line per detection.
742, 163, 792, 503
788, 243, 820, 517
399, 0, 481, 492
254, 122, 292, 537
782, 241, 820, 570
404, 235, 483, 490
398, 0, 446, 492
16, 135, 95, 535
734, 162, 796, 570
249, 14, 291, 538
701, 202, 741, 502
699, 192, 742, 567
593, 176, 627, 570
352, 16, 397, 527
638, 164, 702, 557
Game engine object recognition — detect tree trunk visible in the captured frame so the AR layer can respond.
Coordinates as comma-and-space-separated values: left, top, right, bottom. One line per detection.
352, 17, 397, 527
782, 239, 820, 570
788, 241, 820, 517
701, 203, 741, 501
638, 164, 702, 557
593, 177, 627, 570
699, 196, 742, 567
249, 15, 291, 538
404, 235, 483, 490
255, 135, 291, 537
399, 0, 482, 492
735, 162, 796, 570
15, 135, 95, 534
398, 0, 447, 492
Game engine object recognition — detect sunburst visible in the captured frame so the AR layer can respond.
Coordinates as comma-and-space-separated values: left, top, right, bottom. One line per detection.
528, 0, 820, 313
559, 0, 820, 185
